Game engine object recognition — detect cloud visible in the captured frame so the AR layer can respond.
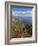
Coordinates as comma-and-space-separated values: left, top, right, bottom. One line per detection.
12, 11, 32, 16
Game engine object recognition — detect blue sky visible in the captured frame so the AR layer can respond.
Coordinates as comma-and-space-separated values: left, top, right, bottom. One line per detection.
11, 6, 32, 16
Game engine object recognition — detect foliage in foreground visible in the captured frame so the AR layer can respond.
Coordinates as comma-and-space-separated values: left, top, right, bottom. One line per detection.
11, 17, 32, 38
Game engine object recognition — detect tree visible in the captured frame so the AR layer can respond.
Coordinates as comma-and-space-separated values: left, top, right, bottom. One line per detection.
11, 17, 25, 37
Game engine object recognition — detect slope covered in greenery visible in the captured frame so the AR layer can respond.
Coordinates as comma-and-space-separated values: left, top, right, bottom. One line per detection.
11, 16, 32, 38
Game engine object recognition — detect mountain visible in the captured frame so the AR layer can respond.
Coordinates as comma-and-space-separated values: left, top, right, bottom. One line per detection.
12, 16, 32, 24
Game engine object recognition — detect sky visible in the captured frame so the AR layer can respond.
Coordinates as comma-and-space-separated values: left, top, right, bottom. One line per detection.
11, 6, 32, 16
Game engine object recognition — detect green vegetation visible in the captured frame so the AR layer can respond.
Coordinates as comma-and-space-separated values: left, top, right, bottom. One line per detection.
11, 17, 32, 38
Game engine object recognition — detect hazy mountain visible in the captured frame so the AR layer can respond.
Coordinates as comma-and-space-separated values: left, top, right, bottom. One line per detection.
12, 15, 32, 24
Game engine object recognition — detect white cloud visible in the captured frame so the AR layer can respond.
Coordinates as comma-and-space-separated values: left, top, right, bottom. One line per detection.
12, 11, 32, 16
